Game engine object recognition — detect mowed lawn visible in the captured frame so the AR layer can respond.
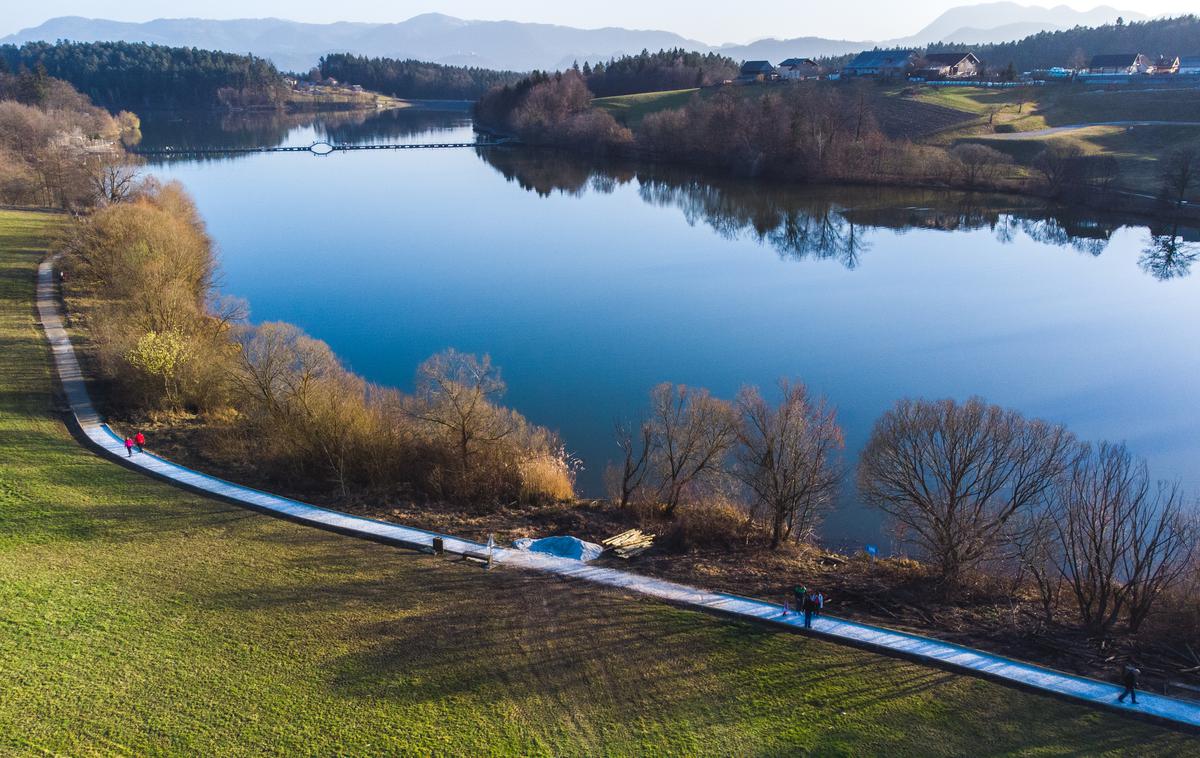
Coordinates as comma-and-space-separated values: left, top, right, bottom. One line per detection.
0, 210, 1195, 756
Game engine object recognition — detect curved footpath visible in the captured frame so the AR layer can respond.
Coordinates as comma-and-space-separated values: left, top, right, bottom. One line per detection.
36, 258, 1200, 732
980, 120, 1200, 140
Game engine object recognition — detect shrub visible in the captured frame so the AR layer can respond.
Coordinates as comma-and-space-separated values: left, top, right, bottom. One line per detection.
664, 498, 750, 551
518, 450, 576, 504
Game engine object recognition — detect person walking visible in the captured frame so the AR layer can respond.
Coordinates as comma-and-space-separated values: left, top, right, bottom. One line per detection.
124, 437, 134, 457
803, 592, 815, 629
1117, 664, 1141, 705
790, 584, 807, 616
134, 431, 145, 453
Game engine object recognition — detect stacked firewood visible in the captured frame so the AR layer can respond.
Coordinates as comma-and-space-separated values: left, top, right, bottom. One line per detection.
602, 529, 655, 559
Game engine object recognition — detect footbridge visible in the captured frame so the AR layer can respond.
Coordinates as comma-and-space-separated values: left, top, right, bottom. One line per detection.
129, 138, 516, 157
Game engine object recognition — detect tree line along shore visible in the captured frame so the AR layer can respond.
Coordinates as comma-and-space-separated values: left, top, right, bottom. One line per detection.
473, 70, 1200, 221
6, 67, 1199, 700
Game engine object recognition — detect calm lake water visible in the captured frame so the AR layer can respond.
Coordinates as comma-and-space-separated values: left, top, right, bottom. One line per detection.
141, 108, 1200, 545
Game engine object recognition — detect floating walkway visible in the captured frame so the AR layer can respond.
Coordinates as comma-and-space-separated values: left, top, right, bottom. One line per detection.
34, 258, 1200, 732
128, 139, 513, 157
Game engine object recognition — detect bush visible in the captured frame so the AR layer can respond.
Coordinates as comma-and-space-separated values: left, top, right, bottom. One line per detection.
518, 451, 576, 504
663, 498, 750, 551
993, 123, 1016, 134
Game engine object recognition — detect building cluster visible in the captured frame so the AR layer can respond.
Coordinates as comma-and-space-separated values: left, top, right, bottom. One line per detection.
733, 50, 1200, 84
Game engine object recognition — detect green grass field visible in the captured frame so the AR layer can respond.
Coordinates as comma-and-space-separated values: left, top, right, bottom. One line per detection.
1, 209, 1197, 755
593, 88, 701, 125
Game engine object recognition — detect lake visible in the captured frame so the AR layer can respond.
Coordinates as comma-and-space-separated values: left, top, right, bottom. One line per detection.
141, 107, 1200, 545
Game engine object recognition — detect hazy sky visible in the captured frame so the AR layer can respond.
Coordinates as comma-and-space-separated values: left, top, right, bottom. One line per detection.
3, 1, 1197, 44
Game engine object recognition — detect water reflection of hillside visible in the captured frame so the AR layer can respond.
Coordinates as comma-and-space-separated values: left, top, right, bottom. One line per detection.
138, 107, 472, 162
478, 148, 1199, 281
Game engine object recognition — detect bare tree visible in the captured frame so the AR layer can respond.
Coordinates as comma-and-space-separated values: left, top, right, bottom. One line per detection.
1009, 507, 1065, 624
231, 321, 364, 492
735, 380, 844, 548
611, 415, 656, 508
1048, 442, 1196, 632
85, 150, 141, 206
412, 349, 514, 490
950, 143, 1012, 188
646, 382, 738, 516
1159, 147, 1198, 207
1033, 143, 1085, 196
858, 397, 1075, 584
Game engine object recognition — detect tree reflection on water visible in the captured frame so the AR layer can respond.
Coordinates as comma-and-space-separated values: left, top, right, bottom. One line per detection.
1139, 226, 1199, 281
479, 147, 1200, 281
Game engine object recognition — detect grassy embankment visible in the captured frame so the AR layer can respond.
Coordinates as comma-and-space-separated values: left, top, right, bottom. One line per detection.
593, 88, 701, 126
593, 83, 1200, 202
2, 209, 1197, 754
918, 85, 1200, 197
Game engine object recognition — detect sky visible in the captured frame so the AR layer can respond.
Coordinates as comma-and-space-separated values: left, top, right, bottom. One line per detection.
2, 0, 1197, 44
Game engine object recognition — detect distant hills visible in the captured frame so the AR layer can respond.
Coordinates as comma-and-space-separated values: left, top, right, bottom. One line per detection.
717, 3, 1147, 63
1, 3, 1147, 72
0, 14, 703, 72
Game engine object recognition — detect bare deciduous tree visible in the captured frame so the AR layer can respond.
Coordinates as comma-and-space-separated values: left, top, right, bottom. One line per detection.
950, 143, 1012, 188
858, 396, 1075, 584
85, 150, 141, 206
1033, 143, 1085, 196
1009, 507, 1064, 624
1048, 442, 1196, 633
735, 380, 843, 548
1159, 147, 1198, 207
610, 415, 656, 508
232, 321, 364, 492
412, 349, 514, 491
646, 382, 738, 516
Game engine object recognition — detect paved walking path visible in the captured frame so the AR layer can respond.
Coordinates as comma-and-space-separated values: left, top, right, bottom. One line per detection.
35, 258, 1200, 731
980, 120, 1200, 139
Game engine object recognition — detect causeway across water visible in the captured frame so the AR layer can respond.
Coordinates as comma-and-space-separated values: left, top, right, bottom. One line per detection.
128, 139, 514, 157
34, 256, 1200, 733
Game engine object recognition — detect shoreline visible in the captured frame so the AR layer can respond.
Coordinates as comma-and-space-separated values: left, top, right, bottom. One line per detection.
478, 135, 1200, 226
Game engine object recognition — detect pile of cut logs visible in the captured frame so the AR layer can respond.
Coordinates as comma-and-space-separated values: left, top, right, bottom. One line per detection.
602, 529, 655, 559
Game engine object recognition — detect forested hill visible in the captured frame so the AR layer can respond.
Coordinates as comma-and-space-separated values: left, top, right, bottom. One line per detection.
582, 49, 739, 97
318, 54, 524, 100
928, 14, 1200, 70
0, 41, 287, 110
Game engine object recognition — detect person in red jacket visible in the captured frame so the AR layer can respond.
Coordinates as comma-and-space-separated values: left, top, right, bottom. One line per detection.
134, 431, 145, 453
124, 437, 134, 457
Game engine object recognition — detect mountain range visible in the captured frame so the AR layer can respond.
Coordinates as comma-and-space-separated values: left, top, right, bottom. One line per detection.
1, 3, 1147, 72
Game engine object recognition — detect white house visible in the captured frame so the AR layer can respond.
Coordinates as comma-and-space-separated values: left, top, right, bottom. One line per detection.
919, 52, 981, 78
778, 58, 820, 80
